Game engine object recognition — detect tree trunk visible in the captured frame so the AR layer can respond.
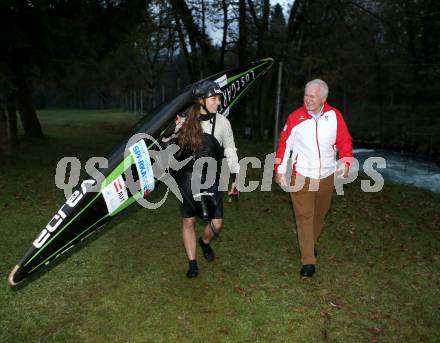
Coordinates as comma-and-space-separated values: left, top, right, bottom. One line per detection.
16, 77, 43, 139
375, 62, 384, 142
169, 0, 216, 76
0, 102, 9, 155
219, 0, 228, 70
7, 94, 19, 149
247, 0, 271, 139
172, 9, 195, 81
258, 0, 270, 138
281, 0, 308, 118
247, 0, 269, 59
264, 67, 278, 139
234, 0, 249, 135
238, 0, 248, 66
201, 0, 206, 37
284, 0, 308, 61
404, 0, 419, 131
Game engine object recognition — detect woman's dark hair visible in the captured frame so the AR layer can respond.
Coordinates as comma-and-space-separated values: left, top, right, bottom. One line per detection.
178, 103, 203, 152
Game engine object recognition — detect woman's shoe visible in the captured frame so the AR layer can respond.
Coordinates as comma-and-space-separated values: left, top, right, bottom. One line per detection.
198, 237, 215, 262
186, 260, 199, 278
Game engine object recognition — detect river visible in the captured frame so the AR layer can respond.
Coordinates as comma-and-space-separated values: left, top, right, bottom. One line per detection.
352, 149, 440, 193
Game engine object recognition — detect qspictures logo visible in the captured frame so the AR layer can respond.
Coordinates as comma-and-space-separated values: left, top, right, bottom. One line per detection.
52, 133, 386, 215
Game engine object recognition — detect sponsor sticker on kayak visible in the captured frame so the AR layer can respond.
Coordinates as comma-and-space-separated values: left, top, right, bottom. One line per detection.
102, 175, 129, 214
215, 74, 227, 87
129, 140, 155, 195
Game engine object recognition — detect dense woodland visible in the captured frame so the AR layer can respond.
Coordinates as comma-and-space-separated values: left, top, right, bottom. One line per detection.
0, 0, 439, 158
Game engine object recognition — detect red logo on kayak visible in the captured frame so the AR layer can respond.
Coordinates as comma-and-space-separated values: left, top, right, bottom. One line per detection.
114, 178, 123, 192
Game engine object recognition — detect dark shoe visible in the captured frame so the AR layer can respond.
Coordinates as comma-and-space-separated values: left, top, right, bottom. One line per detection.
198, 237, 215, 262
186, 260, 199, 278
300, 264, 315, 277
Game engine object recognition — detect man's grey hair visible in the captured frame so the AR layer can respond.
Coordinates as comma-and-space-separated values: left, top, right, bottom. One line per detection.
305, 79, 329, 98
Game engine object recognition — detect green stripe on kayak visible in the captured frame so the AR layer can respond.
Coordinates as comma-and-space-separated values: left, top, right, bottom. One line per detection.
24, 192, 102, 267
29, 214, 110, 273
227, 60, 271, 83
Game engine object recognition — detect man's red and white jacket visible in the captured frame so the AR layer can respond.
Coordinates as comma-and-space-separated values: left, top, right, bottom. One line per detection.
274, 102, 353, 179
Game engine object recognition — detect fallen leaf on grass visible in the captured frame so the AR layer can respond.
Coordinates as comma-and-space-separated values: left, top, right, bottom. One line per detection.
234, 286, 246, 296
219, 326, 230, 335
328, 255, 340, 264
329, 301, 343, 309
270, 288, 279, 294
320, 310, 331, 319
399, 245, 408, 252
368, 327, 384, 335
411, 283, 420, 293
409, 255, 418, 262
288, 306, 306, 313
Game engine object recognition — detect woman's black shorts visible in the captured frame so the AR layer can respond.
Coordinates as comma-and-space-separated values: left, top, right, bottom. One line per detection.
176, 169, 223, 219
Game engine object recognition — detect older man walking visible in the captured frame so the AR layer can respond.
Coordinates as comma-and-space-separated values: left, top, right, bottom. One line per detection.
274, 79, 353, 277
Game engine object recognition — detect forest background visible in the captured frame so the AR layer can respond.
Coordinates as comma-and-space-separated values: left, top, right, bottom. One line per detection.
1, 0, 439, 159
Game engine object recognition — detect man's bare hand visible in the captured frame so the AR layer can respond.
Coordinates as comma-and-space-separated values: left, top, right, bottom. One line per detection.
337, 164, 350, 178
228, 182, 238, 196
275, 173, 288, 187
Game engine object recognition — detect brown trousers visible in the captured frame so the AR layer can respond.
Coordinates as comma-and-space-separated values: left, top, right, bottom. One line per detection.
290, 174, 334, 265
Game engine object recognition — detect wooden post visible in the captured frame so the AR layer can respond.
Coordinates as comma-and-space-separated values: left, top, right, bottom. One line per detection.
274, 61, 283, 150
134, 89, 137, 114
140, 89, 143, 115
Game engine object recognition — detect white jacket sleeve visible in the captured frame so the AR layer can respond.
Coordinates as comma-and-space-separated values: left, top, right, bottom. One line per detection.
221, 117, 239, 174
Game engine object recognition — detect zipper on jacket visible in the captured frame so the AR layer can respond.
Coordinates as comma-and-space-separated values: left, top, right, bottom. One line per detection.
315, 118, 321, 178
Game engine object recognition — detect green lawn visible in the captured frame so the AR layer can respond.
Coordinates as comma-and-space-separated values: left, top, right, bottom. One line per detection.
1, 109, 439, 342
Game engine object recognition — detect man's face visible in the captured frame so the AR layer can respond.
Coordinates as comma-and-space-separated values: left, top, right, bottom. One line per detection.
202, 95, 221, 113
304, 84, 326, 114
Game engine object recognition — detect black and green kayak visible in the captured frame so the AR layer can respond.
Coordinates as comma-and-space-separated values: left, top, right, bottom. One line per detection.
8, 58, 274, 286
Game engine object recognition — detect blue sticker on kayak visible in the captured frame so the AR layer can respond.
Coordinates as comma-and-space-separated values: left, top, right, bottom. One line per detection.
129, 140, 155, 195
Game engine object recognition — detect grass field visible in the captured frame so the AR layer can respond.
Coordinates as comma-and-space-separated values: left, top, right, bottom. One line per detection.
1, 109, 439, 342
